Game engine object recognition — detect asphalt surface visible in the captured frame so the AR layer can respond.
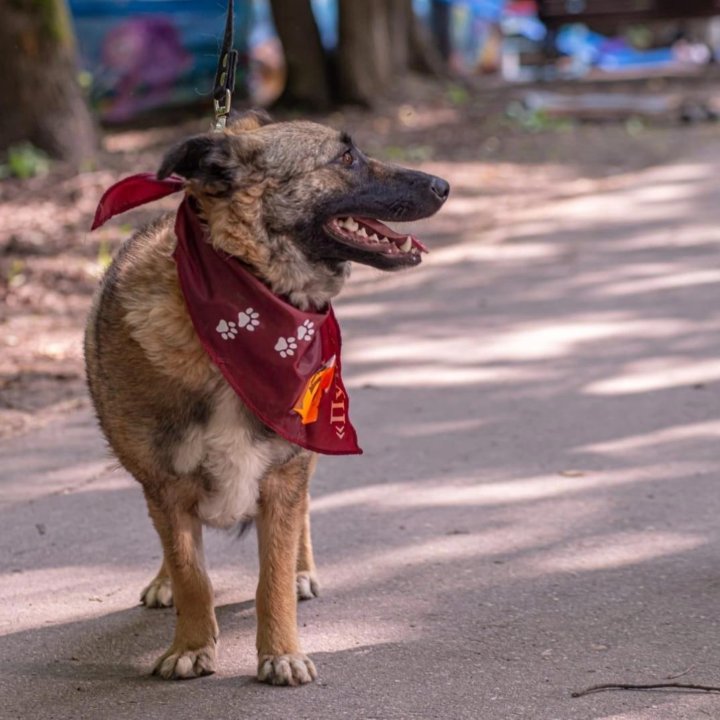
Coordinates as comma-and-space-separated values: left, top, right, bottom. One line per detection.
3, 149, 720, 720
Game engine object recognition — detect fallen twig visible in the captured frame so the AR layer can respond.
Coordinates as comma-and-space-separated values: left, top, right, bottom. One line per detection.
666, 664, 696, 680
571, 682, 720, 698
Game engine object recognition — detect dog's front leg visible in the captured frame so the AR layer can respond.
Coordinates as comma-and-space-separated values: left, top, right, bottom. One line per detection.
146, 497, 218, 680
256, 453, 317, 686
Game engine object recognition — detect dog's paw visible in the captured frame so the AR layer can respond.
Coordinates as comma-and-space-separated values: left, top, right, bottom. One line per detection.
296, 571, 319, 601
140, 576, 173, 608
257, 653, 317, 686
152, 641, 217, 680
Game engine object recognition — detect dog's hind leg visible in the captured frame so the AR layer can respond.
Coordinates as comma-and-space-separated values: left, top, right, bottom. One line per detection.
140, 558, 173, 608
145, 496, 218, 680
296, 491, 319, 601
256, 453, 317, 686
296, 454, 319, 601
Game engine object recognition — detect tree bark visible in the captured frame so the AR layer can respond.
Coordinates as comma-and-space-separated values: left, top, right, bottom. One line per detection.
0, 0, 97, 164
388, 0, 410, 73
429, 0, 452, 62
268, 0, 331, 110
269, 0, 445, 109
337, 0, 445, 106
337, 0, 394, 106
409, 0, 448, 75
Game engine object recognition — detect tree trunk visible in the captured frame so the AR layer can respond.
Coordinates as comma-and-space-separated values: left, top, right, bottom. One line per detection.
0, 0, 97, 165
429, 0, 452, 62
338, 0, 394, 106
409, 0, 448, 75
388, 0, 410, 73
337, 0, 444, 106
268, 0, 331, 110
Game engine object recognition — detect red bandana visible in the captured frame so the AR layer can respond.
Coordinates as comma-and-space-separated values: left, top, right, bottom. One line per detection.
92, 173, 361, 455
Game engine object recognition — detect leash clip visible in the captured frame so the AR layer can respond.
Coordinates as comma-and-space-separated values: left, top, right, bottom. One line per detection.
213, 89, 232, 131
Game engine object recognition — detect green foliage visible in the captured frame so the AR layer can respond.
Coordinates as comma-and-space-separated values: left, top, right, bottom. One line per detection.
382, 144, 435, 162
9, 0, 73, 45
77, 70, 93, 91
625, 116, 646, 137
80, 157, 97, 173
446, 84, 469, 107
0, 143, 51, 179
626, 25, 652, 50
505, 101, 574, 133
7, 259, 26, 288
96, 240, 113, 271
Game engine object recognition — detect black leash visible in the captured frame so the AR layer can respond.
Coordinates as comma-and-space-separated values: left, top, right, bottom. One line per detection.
212, 0, 238, 131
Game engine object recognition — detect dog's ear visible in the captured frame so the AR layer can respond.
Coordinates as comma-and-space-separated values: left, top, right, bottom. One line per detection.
157, 133, 261, 193
158, 134, 231, 183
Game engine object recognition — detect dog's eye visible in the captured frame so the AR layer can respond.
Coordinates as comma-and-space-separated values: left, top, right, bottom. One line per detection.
341, 151, 354, 167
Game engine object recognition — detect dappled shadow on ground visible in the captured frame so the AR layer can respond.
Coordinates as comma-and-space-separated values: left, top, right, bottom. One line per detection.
3, 139, 720, 718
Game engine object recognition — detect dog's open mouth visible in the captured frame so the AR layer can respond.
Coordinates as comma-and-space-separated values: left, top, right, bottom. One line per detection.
324, 216, 429, 265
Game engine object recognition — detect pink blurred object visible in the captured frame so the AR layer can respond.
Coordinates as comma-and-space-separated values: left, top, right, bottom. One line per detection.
101, 17, 192, 122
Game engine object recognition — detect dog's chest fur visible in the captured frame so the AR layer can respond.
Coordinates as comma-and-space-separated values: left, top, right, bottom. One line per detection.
173, 383, 296, 529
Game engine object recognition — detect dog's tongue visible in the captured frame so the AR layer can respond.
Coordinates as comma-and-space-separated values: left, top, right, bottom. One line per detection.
357, 217, 429, 253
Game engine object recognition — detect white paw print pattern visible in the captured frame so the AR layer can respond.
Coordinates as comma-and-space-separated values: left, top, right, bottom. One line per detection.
274, 336, 298, 358
238, 307, 260, 331
216, 319, 238, 340
296, 319, 315, 342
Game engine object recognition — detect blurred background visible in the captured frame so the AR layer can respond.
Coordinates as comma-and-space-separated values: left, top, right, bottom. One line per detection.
3, 0, 720, 434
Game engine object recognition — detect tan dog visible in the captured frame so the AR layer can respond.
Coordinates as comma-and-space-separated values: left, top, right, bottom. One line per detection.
84, 110, 449, 685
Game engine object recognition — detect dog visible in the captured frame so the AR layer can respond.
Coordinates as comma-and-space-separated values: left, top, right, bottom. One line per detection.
84, 110, 449, 685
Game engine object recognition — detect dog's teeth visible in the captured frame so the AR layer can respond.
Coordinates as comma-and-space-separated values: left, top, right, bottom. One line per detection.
369, 233, 379, 242
346, 217, 359, 232
339, 218, 351, 229
358, 227, 367, 238
400, 237, 412, 252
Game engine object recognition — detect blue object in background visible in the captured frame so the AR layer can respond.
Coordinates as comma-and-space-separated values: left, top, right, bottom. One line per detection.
311, 0, 337, 49
556, 23, 605, 66
69, 0, 250, 123
597, 46, 675, 71
557, 23, 678, 75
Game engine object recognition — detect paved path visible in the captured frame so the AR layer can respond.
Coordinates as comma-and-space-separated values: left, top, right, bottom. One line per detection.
3, 149, 720, 720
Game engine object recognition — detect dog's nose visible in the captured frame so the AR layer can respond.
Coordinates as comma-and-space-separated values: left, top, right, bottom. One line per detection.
430, 176, 450, 201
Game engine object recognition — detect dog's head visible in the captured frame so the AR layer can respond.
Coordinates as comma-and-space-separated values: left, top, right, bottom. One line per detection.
158, 110, 449, 301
